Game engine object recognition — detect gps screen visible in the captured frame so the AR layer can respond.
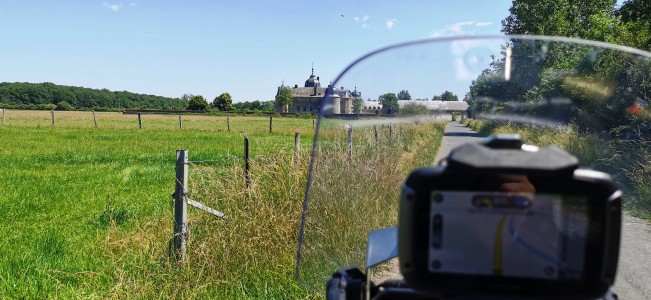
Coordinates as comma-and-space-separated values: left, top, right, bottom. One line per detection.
428, 191, 588, 280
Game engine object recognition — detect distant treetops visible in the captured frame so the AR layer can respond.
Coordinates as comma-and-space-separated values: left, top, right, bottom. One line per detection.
0, 82, 275, 112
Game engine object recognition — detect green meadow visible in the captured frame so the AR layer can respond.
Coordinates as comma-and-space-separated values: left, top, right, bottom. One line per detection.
0, 110, 445, 299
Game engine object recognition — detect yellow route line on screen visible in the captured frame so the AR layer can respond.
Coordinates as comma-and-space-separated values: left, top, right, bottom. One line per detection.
492, 214, 509, 275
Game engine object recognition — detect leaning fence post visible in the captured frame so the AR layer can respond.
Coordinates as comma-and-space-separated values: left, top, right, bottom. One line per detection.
179, 114, 183, 129
2, 108, 5, 125
294, 132, 300, 157
389, 124, 393, 142
347, 125, 353, 157
51, 110, 55, 127
174, 150, 189, 261
269, 115, 273, 133
244, 136, 250, 189
92, 110, 97, 128
138, 112, 143, 129
374, 124, 379, 146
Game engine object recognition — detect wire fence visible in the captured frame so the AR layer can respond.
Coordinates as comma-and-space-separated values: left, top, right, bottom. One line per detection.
0, 109, 317, 133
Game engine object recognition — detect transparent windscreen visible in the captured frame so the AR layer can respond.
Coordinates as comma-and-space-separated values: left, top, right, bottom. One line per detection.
296, 36, 651, 290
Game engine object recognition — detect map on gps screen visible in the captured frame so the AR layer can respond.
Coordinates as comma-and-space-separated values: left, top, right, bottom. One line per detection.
428, 191, 588, 279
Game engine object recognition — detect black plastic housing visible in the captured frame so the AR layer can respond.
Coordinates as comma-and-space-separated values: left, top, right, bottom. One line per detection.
398, 136, 621, 299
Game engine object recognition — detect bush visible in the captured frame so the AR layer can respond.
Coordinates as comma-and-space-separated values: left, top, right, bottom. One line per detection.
399, 102, 429, 116
55, 101, 75, 111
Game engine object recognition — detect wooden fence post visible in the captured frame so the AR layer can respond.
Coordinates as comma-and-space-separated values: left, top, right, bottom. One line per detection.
294, 132, 300, 157
374, 124, 379, 146
179, 114, 183, 129
347, 125, 353, 157
173, 150, 189, 261
138, 112, 143, 129
244, 136, 250, 189
51, 110, 55, 127
269, 115, 273, 133
227, 114, 231, 131
2, 109, 5, 125
312, 119, 315, 128
389, 124, 393, 142
92, 110, 97, 128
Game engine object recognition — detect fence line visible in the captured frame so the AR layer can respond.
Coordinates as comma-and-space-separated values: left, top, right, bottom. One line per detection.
168, 122, 418, 261
0, 110, 332, 132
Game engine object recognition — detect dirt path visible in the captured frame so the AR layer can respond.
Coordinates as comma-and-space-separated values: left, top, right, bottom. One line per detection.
374, 122, 651, 300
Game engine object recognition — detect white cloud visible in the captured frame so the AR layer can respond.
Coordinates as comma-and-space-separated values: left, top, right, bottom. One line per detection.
353, 15, 370, 29
430, 21, 493, 37
102, 2, 121, 12
129, 2, 137, 6
386, 19, 397, 30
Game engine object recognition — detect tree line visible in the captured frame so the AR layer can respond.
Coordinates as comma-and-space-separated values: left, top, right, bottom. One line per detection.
0, 82, 187, 111
186, 93, 274, 112
0, 82, 276, 112
468, 0, 651, 138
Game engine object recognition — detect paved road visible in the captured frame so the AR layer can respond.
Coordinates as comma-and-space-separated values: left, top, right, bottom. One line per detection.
376, 122, 651, 299
434, 121, 485, 164
613, 214, 651, 299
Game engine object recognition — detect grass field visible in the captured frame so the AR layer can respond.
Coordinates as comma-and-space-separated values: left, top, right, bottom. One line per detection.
0, 110, 445, 298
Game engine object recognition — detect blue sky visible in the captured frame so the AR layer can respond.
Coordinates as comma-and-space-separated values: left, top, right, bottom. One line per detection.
0, 0, 514, 102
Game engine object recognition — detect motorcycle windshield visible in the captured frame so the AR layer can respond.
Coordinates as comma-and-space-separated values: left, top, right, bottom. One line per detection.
296, 36, 651, 291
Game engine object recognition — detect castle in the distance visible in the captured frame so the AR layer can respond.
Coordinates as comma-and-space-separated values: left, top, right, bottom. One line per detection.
275, 68, 360, 114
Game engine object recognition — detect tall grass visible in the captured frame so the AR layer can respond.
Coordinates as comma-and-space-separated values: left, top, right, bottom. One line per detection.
464, 119, 651, 220
0, 114, 316, 298
1, 110, 445, 298
298, 120, 446, 288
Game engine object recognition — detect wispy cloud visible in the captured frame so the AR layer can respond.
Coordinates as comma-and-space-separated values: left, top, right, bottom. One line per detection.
386, 19, 397, 30
353, 15, 370, 29
430, 21, 493, 37
102, 2, 137, 12
102, 2, 122, 12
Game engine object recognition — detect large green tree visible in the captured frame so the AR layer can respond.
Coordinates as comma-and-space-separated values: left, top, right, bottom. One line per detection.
379, 93, 399, 114
352, 97, 364, 114
502, 0, 616, 38
440, 91, 459, 101
469, 0, 651, 133
213, 92, 233, 111
397, 90, 412, 100
275, 87, 293, 113
187, 95, 209, 111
